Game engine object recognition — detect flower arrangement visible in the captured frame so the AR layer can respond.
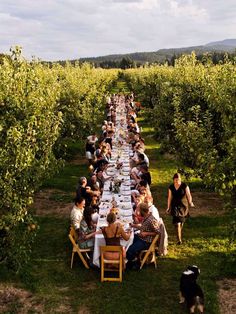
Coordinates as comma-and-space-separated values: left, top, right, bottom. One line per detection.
112, 179, 122, 193
116, 162, 123, 170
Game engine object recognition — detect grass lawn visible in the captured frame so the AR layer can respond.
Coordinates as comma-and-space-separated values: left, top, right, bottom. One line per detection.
1, 108, 235, 313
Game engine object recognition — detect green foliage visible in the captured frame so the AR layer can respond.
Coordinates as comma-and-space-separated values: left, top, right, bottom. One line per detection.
0, 215, 38, 271
0, 48, 118, 270
56, 62, 118, 139
123, 54, 236, 205
0, 47, 63, 269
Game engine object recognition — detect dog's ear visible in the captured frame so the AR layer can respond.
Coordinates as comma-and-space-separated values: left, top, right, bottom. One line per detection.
187, 265, 200, 277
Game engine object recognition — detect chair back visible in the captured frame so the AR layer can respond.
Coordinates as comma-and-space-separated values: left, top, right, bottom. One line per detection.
68, 226, 91, 269
100, 245, 123, 282
139, 233, 159, 270
149, 234, 159, 250
69, 226, 77, 246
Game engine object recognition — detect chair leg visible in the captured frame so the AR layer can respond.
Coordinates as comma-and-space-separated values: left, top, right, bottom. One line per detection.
71, 252, 74, 269
153, 252, 157, 268
140, 251, 157, 269
101, 254, 104, 282
78, 251, 90, 269
119, 261, 122, 282
140, 252, 150, 269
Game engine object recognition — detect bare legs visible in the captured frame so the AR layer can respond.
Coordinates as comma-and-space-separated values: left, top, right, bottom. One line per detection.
175, 222, 183, 244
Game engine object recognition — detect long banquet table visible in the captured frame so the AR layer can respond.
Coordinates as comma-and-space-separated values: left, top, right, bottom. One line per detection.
93, 100, 135, 267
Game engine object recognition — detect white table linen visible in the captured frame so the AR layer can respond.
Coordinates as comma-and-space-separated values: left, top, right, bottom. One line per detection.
92, 101, 135, 267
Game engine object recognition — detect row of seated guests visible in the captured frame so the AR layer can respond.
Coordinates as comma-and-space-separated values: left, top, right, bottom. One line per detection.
70, 94, 125, 257
70, 195, 160, 270
85, 123, 114, 166
70, 93, 162, 268
124, 95, 163, 269
101, 200, 161, 270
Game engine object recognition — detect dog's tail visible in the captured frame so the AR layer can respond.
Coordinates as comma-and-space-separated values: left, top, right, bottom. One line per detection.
195, 296, 204, 314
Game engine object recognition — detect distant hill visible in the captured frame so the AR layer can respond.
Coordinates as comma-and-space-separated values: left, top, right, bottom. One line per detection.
205, 38, 236, 47
79, 39, 236, 66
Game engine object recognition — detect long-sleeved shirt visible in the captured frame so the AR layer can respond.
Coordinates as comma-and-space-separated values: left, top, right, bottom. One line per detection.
70, 205, 84, 230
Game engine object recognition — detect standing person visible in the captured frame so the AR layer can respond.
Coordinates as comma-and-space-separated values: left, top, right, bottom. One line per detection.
166, 173, 194, 245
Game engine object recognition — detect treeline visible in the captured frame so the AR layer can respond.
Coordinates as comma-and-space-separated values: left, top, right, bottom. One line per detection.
166, 51, 236, 66
78, 51, 236, 69
0, 47, 118, 270
123, 53, 236, 206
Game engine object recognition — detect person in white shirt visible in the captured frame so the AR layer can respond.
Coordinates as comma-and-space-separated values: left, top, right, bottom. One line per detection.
85, 133, 98, 164
147, 199, 160, 221
70, 196, 86, 234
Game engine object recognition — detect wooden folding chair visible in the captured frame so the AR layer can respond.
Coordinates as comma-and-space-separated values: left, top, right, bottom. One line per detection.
68, 226, 92, 269
100, 246, 123, 282
139, 234, 159, 270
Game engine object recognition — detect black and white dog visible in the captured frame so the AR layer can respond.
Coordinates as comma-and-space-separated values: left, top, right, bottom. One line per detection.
179, 265, 204, 313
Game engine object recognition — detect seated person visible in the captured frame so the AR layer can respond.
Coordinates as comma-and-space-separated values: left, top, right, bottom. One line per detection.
76, 177, 92, 205
95, 169, 105, 191
131, 181, 151, 204
133, 201, 144, 224
101, 212, 131, 269
76, 176, 88, 198
130, 164, 142, 182
87, 173, 101, 192
136, 152, 149, 167
100, 145, 111, 162
93, 157, 108, 172
126, 203, 160, 269
104, 130, 113, 149
70, 196, 86, 236
139, 164, 151, 186
145, 197, 160, 221
131, 164, 151, 187
85, 133, 98, 164
90, 195, 100, 222
78, 206, 98, 249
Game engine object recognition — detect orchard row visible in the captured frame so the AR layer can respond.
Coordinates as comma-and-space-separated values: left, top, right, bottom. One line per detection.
0, 48, 118, 269
124, 53, 236, 202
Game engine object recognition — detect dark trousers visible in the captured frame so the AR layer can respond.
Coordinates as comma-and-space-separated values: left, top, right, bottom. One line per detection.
126, 234, 150, 261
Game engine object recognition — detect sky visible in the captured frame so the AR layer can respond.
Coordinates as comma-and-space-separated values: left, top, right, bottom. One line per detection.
0, 0, 235, 61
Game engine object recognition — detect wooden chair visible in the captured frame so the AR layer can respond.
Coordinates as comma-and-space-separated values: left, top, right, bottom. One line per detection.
68, 226, 92, 269
139, 234, 159, 270
100, 246, 123, 282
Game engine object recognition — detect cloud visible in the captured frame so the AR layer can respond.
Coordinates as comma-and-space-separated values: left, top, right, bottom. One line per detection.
111, 0, 142, 3
0, 0, 235, 60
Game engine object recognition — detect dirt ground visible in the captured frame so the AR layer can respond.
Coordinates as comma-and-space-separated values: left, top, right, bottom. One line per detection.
32, 189, 224, 218
32, 188, 74, 217
217, 279, 236, 314
0, 285, 43, 314
191, 191, 224, 216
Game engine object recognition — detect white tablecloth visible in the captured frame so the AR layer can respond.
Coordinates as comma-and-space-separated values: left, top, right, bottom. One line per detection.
92, 102, 135, 267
